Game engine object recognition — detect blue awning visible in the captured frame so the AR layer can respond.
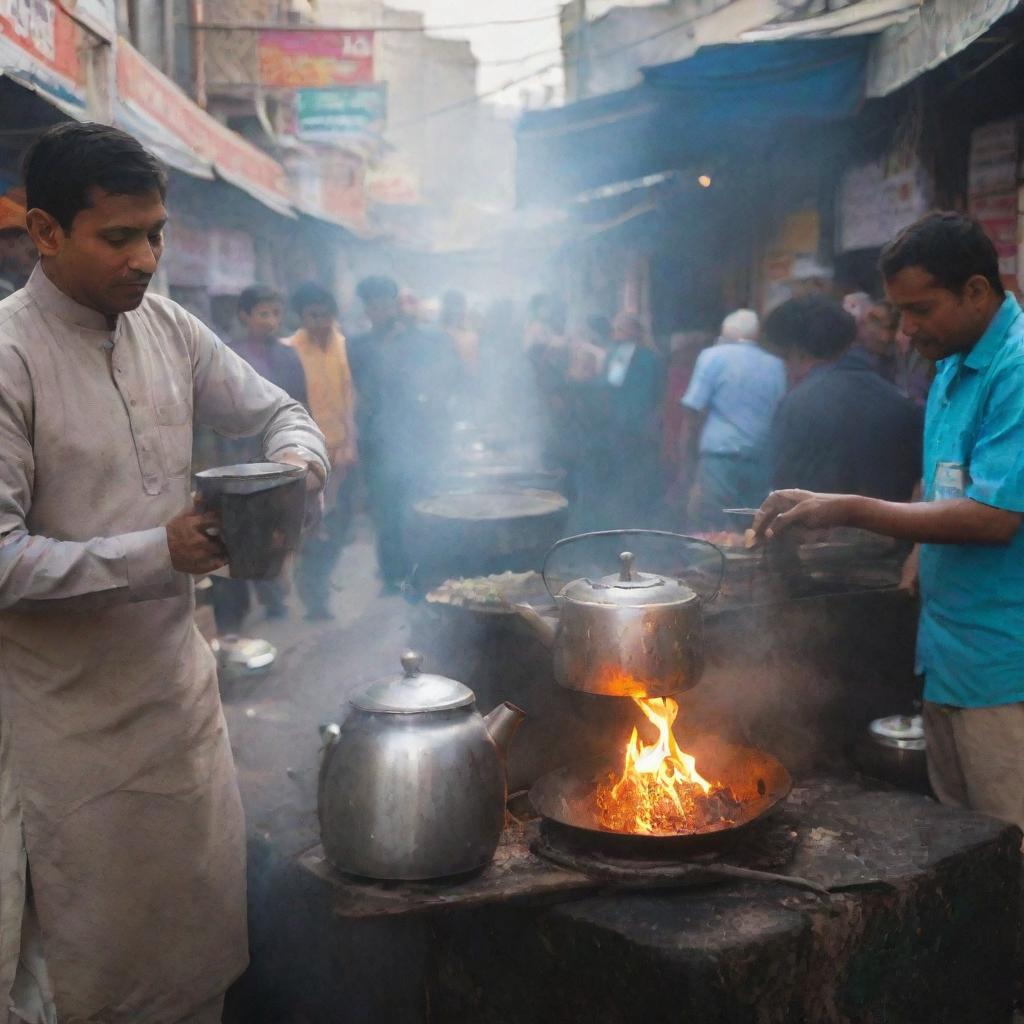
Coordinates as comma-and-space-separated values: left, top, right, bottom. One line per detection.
517, 38, 870, 205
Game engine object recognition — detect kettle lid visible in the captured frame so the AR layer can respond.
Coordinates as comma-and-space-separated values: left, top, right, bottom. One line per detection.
353, 651, 475, 714
561, 551, 698, 608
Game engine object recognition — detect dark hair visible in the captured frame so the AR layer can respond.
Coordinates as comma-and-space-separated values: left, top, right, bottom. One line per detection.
291, 281, 338, 316
23, 122, 167, 232
763, 294, 856, 360
238, 284, 281, 315
879, 211, 1005, 298
356, 275, 399, 305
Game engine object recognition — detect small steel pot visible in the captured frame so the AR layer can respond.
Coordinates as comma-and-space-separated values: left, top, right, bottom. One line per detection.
854, 715, 929, 793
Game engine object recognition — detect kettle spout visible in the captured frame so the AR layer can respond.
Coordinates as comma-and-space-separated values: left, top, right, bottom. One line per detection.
483, 702, 525, 757
512, 603, 557, 648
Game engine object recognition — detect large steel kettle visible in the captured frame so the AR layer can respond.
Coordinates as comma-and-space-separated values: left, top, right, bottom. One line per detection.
318, 652, 524, 881
514, 531, 724, 699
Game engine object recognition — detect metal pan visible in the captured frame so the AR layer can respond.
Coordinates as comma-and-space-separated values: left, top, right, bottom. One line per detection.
530, 741, 792, 857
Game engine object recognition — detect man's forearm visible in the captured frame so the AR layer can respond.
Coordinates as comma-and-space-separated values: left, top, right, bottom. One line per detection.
840, 495, 1020, 545
0, 526, 181, 612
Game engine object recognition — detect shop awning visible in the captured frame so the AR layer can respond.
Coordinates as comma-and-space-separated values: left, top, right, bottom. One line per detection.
867, 0, 1022, 96
115, 40, 296, 219
115, 99, 215, 182
516, 37, 870, 206
0, 68, 86, 120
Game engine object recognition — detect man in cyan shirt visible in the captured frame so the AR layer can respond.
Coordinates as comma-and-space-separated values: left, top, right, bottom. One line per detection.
755, 212, 1024, 830
680, 309, 786, 529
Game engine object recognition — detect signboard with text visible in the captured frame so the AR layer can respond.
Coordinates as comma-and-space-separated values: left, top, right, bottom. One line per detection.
297, 84, 386, 141
259, 29, 374, 88
0, 0, 85, 107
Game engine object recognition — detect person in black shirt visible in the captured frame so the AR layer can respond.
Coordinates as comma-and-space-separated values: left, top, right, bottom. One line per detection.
347, 275, 461, 589
764, 294, 922, 501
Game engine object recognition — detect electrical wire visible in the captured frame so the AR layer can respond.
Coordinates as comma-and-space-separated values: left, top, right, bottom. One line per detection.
389, 0, 740, 129
192, 11, 560, 33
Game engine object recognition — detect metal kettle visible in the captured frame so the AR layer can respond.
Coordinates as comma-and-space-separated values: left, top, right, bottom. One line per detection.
318, 651, 525, 881
514, 532, 724, 699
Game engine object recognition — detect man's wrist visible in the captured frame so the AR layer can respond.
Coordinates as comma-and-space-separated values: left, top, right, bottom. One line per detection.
276, 446, 327, 484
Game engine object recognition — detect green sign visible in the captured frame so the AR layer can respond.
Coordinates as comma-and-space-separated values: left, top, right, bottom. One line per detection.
297, 85, 387, 141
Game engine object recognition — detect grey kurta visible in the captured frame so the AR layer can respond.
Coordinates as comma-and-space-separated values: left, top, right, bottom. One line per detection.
0, 267, 328, 1023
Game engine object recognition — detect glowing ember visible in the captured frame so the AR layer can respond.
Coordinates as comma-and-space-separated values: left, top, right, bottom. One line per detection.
596, 696, 740, 834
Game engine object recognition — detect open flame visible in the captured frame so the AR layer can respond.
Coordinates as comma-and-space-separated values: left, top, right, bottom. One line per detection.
596, 695, 737, 834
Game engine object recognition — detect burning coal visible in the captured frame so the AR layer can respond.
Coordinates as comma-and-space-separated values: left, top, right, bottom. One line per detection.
596, 696, 742, 835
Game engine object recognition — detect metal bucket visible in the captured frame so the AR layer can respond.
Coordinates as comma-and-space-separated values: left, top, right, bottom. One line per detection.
194, 462, 307, 580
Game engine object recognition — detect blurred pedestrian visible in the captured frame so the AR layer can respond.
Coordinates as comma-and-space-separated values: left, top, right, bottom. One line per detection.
348, 275, 460, 590
680, 309, 785, 530
441, 289, 479, 377
287, 282, 358, 620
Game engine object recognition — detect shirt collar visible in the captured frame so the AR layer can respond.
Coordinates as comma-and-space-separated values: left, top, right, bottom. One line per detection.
963, 294, 1023, 371
25, 264, 111, 332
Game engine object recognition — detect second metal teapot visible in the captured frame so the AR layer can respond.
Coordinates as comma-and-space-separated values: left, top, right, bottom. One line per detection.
318, 652, 524, 881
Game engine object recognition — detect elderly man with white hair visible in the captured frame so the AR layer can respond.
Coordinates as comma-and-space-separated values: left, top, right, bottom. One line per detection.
680, 307, 786, 530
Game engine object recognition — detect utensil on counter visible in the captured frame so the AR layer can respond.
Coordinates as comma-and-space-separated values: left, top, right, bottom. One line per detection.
318, 651, 525, 881
853, 714, 929, 793
194, 462, 307, 580
513, 530, 724, 698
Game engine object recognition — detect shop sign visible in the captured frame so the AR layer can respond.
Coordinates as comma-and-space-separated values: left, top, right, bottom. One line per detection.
297, 84, 386, 141
969, 120, 1018, 197
258, 29, 374, 88
366, 155, 420, 206
837, 158, 929, 252
208, 228, 255, 295
0, 0, 85, 104
161, 223, 256, 295
163, 221, 209, 289
116, 40, 291, 203
968, 121, 1019, 284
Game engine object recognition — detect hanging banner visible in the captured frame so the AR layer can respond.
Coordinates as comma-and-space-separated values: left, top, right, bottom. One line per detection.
258, 29, 374, 88
296, 84, 386, 141
117, 40, 291, 207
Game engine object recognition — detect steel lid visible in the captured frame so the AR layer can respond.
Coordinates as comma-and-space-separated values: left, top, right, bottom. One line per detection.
560, 551, 699, 608
352, 651, 475, 714
869, 714, 925, 749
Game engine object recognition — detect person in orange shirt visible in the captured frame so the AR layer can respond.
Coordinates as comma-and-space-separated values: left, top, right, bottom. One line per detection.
287, 282, 358, 620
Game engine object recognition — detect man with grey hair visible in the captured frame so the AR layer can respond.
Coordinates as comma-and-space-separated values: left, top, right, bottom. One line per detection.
680, 308, 786, 529
718, 308, 760, 345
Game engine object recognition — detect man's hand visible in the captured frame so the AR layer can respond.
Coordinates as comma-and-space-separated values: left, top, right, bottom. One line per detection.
275, 449, 326, 493
899, 544, 921, 597
753, 489, 854, 540
166, 500, 227, 575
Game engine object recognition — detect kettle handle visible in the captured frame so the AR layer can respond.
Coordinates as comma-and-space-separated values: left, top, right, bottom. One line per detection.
541, 530, 725, 602
316, 722, 342, 828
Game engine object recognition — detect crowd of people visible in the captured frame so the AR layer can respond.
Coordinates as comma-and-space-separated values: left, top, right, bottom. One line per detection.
520, 284, 930, 539
206, 255, 938, 640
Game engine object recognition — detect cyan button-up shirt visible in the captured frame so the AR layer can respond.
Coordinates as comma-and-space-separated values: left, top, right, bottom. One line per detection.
918, 293, 1024, 707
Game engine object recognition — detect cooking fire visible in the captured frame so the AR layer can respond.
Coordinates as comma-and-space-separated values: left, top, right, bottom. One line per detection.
596, 694, 742, 835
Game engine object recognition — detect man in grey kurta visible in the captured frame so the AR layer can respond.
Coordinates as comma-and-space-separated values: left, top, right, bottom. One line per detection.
0, 124, 328, 1022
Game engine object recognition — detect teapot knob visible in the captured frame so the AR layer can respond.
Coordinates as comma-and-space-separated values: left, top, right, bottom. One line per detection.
401, 651, 423, 677
619, 551, 636, 582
